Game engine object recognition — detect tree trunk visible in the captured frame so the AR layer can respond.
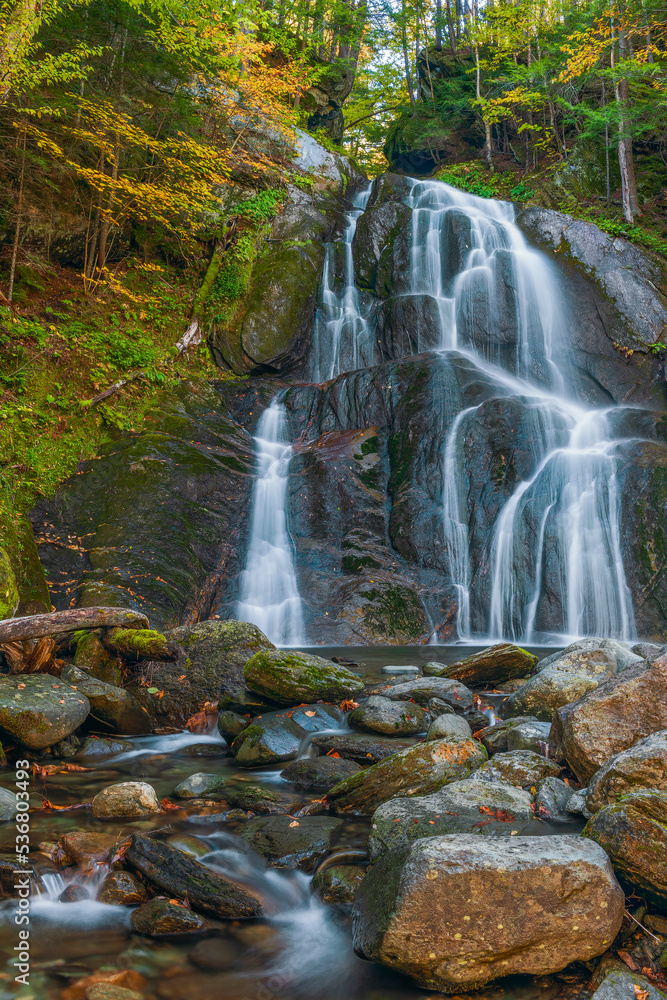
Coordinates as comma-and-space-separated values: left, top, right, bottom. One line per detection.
435, 0, 442, 49
0, 607, 149, 644
444, 0, 456, 54
612, 20, 639, 221
475, 46, 493, 170
401, 0, 415, 106
0, 0, 40, 104
7, 123, 26, 303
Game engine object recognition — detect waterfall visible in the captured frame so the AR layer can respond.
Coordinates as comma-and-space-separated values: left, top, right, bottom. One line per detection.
237, 399, 304, 646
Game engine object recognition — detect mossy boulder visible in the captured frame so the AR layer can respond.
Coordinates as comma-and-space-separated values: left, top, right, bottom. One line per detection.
0, 512, 49, 620
503, 648, 617, 721
0, 674, 90, 750
74, 631, 122, 686
436, 643, 538, 687
243, 649, 363, 706
326, 736, 488, 815
472, 750, 561, 789
62, 665, 151, 735
130, 898, 208, 936
348, 695, 426, 736
586, 730, 667, 813
231, 703, 344, 767
236, 814, 344, 871
584, 789, 667, 908
0, 548, 18, 620
281, 755, 361, 791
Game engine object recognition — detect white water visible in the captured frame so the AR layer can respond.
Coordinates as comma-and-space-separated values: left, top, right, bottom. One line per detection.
237, 399, 304, 646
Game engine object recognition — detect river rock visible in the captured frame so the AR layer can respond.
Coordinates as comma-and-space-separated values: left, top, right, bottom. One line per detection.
165, 834, 211, 857
369, 778, 533, 859
534, 776, 575, 822
125, 834, 263, 918
586, 730, 667, 813
62, 666, 151, 735
99, 870, 150, 905
243, 650, 363, 705
435, 644, 538, 686
477, 716, 538, 754
426, 714, 472, 741
472, 750, 561, 788
380, 676, 473, 711
584, 789, 667, 908
633, 642, 662, 661
133, 620, 276, 728
311, 732, 416, 765
225, 784, 294, 814
550, 655, 667, 783
0, 674, 90, 750
76, 736, 133, 758
503, 649, 617, 721
281, 756, 361, 791
74, 631, 122, 686
352, 834, 625, 991
348, 696, 426, 736
231, 704, 343, 767
130, 898, 208, 936
172, 773, 226, 799
0, 788, 16, 822
60, 831, 119, 864
86, 987, 143, 1000
311, 865, 366, 905
217, 710, 249, 743
91, 781, 161, 818
590, 969, 667, 1000
236, 815, 343, 871
326, 737, 488, 814
506, 720, 552, 752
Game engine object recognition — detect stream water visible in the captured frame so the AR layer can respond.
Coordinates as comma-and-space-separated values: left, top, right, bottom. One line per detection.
239, 177, 640, 647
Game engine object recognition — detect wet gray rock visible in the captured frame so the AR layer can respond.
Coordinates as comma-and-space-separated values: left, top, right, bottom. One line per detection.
231, 704, 344, 767
590, 968, 666, 1000
353, 834, 625, 991
0, 674, 90, 750
434, 644, 538, 687
353, 201, 413, 293
311, 864, 366, 905
91, 781, 160, 818
172, 773, 227, 799
225, 784, 296, 814
425, 697, 455, 717
99, 870, 150, 905
237, 815, 343, 871
586, 730, 667, 813
311, 732, 416, 765
369, 777, 533, 859
425, 714, 472, 741
633, 642, 662, 661
381, 676, 473, 711
281, 756, 361, 791
217, 710, 249, 743
477, 716, 539, 754
534, 776, 575, 822
503, 649, 617, 721
348, 696, 426, 736
506, 720, 552, 753
535, 639, 640, 675
130, 898, 209, 936
76, 736, 133, 758
566, 787, 592, 819
0, 788, 16, 822
62, 666, 151, 735
473, 750, 561, 789
244, 650, 363, 706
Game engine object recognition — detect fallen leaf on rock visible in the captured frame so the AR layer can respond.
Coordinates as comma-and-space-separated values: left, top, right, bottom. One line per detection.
33, 763, 91, 779
340, 699, 359, 711
304, 710, 316, 717
325, 750, 340, 758
618, 951, 639, 972
634, 986, 649, 1000
160, 798, 182, 811
289, 821, 299, 827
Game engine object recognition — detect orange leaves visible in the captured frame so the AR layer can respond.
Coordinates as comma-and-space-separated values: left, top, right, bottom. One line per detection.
325, 749, 340, 758
479, 805, 516, 823
160, 798, 183, 812
634, 987, 649, 1000
340, 699, 359, 711
185, 701, 218, 733
32, 763, 92, 779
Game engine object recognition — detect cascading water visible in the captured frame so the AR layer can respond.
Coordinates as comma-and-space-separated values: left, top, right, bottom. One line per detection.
237, 398, 304, 646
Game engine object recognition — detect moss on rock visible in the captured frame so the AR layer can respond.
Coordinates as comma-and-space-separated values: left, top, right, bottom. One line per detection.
243, 649, 364, 706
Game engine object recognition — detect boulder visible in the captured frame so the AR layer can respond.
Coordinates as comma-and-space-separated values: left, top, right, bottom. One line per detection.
536, 639, 642, 675
326, 737, 488, 815
73, 631, 122, 686
60, 831, 119, 864
243, 650, 363, 705
584, 789, 667, 908
550, 655, 667, 783
311, 864, 366, 906
76, 736, 133, 758
353, 201, 413, 292
236, 815, 343, 871
369, 778, 533, 859
477, 717, 539, 755
533, 776, 576, 822
0, 674, 90, 749
633, 643, 662, 661
425, 714, 472, 741
311, 732, 416, 765
280, 756, 361, 791
225, 784, 295, 814
99, 871, 150, 905
589, 969, 666, 1000
472, 750, 561, 789
172, 773, 227, 799
124, 834, 263, 918
130, 898, 208, 936
165, 834, 212, 857
435, 644, 538, 686
62, 666, 151, 735
502, 649, 616, 721
506, 720, 552, 753
217, 710, 249, 743
348, 696, 426, 736
353, 834, 624, 991
91, 781, 160, 818
586, 730, 667, 813
132, 620, 275, 728
380, 676, 473, 711
231, 704, 343, 767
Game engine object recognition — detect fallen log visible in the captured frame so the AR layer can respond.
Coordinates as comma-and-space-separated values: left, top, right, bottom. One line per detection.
102, 627, 181, 662
0, 607, 149, 645
125, 835, 263, 919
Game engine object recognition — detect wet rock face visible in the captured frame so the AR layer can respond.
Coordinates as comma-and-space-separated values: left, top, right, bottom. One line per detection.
550, 655, 667, 784
502, 649, 617, 721
311, 732, 416, 765
231, 703, 344, 767
62, 665, 151, 735
130, 898, 208, 936
311, 864, 366, 905
243, 650, 363, 705
353, 834, 625, 992
236, 815, 344, 871
584, 789, 667, 908
586, 730, 667, 813
472, 750, 561, 789
281, 756, 361, 791
0, 674, 90, 750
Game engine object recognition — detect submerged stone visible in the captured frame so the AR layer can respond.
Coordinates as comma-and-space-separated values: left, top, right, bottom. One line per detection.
236, 814, 343, 871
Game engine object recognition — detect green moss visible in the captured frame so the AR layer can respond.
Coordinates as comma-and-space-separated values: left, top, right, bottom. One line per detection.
360, 584, 426, 641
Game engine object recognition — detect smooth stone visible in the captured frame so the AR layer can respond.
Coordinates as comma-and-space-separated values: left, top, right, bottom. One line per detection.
478, 716, 540, 754
60, 884, 89, 902
0, 674, 90, 750
281, 756, 361, 791
99, 870, 150, 905
550, 655, 667, 783
91, 781, 160, 818
472, 750, 561, 789
586, 729, 667, 813
130, 898, 208, 936
236, 814, 343, 871
369, 777, 533, 859
435, 643, 538, 686
231, 704, 344, 767
62, 665, 151, 735
463, 709, 492, 732
567, 788, 592, 819
311, 864, 366, 905
76, 736, 133, 758
422, 661, 448, 676
425, 714, 471, 741
425, 696, 455, 717
506, 720, 552, 753
381, 665, 419, 675
74, 631, 122, 686
326, 737, 488, 815
584, 789, 667, 907
0, 787, 16, 822
217, 710, 249, 743
243, 650, 363, 706
352, 834, 625, 992
225, 784, 295, 814
172, 772, 226, 799
503, 649, 617, 721
632, 642, 662, 661
348, 696, 426, 736
381, 676, 473, 711
85, 987, 143, 1000
165, 834, 212, 858
60, 831, 119, 864
311, 732, 416, 765
590, 969, 666, 1000
534, 776, 576, 822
